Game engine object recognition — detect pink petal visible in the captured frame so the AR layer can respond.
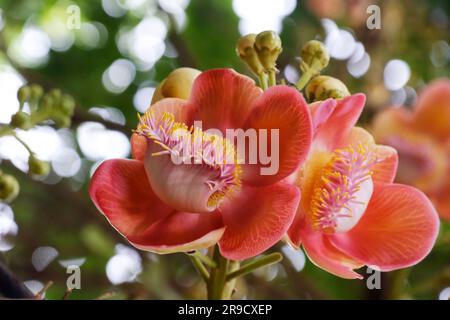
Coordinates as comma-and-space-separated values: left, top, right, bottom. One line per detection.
132, 98, 189, 161
312, 94, 366, 151
292, 213, 363, 279
330, 183, 440, 271
241, 85, 313, 186
89, 159, 224, 253
372, 145, 398, 184
144, 151, 223, 213
218, 182, 300, 260
341, 127, 398, 184
131, 133, 147, 161
187, 68, 262, 132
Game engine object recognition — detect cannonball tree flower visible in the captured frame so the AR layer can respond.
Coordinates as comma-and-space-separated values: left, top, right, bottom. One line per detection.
90, 68, 312, 260
372, 79, 450, 220
287, 94, 439, 279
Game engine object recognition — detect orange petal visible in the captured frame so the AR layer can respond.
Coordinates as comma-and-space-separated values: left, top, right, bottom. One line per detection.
241, 85, 313, 186
330, 183, 440, 271
311, 94, 366, 151
218, 182, 300, 260
89, 159, 224, 253
187, 68, 262, 132
413, 78, 450, 141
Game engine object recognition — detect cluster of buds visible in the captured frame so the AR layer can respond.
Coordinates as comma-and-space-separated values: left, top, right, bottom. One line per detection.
297, 40, 350, 101
12, 84, 76, 130
0, 84, 76, 204
236, 31, 282, 88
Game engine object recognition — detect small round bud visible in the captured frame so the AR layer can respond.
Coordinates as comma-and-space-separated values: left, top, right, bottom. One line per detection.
254, 31, 282, 71
53, 114, 71, 128
151, 68, 201, 104
10, 111, 32, 130
60, 94, 75, 116
0, 173, 20, 203
17, 86, 31, 104
28, 155, 50, 176
29, 84, 44, 101
300, 40, 330, 72
305, 75, 350, 102
49, 89, 62, 104
236, 34, 264, 75
40, 94, 55, 111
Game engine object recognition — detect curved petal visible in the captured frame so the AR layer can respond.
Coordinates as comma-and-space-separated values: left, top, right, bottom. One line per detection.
132, 98, 190, 161
330, 183, 440, 271
218, 182, 300, 260
148, 97, 190, 122
372, 145, 398, 184
413, 78, 450, 141
290, 213, 363, 279
343, 127, 398, 184
187, 68, 262, 132
309, 98, 337, 136
89, 159, 224, 253
241, 85, 313, 186
312, 94, 366, 151
131, 133, 147, 161
144, 151, 223, 213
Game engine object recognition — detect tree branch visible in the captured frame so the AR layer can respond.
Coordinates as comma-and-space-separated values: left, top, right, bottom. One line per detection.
0, 261, 34, 299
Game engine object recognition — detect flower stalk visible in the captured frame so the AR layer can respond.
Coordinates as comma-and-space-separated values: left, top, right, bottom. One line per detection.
188, 246, 283, 300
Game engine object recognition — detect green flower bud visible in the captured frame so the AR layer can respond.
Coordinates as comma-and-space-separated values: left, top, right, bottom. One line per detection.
0, 173, 20, 203
254, 31, 282, 71
53, 114, 71, 128
236, 34, 264, 75
10, 111, 32, 130
60, 94, 75, 116
49, 89, 62, 104
17, 85, 31, 104
29, 84, 44, 101
28, 155, 50, 176
305, 75, 350, 102
300, 40, 330, 72
40, 94, 55, 111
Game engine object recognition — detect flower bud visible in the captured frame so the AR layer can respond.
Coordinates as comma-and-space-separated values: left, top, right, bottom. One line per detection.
60, 94, 76, 116
28, 155, 50, 176
29, 84, 44, 101
10, 111, 32, 130
40, 94, 55, 111
0, 173, 20, 203
254, 31, 282, 71
49, 89, 62, 104
305, 76, 350, 102
151, 68, 201, 104
17, 85, 31, 104
236, 34, 264, 75
53, 114, 71, 128
300, 40, 330, 72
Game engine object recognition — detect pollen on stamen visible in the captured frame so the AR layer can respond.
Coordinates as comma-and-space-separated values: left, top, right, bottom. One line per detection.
310, 143, 378, 233
135, 110, 242, 210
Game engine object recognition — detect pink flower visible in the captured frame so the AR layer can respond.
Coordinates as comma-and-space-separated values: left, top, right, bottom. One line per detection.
287, 94, 439, 279
89, 69, 313, 260
372, 79, 450, 220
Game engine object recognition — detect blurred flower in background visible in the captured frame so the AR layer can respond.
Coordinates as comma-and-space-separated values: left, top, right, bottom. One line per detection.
372, 79, 450, 220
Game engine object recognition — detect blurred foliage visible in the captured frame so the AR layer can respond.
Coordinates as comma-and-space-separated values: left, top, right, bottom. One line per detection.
0, 0, 449, 300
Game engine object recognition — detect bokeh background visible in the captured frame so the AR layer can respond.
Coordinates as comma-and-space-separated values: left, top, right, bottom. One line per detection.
0, 0, 449, 300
